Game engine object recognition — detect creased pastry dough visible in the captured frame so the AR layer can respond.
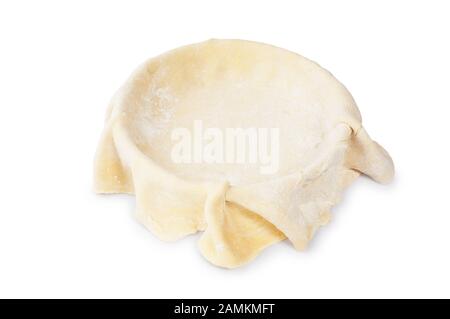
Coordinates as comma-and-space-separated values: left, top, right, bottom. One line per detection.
94, 39, 394, 268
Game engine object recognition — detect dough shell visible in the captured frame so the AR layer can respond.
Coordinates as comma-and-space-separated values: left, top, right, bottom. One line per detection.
94, 39, 394, 268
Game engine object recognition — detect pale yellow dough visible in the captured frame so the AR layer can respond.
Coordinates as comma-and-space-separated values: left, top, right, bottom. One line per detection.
94, 39, 394, 268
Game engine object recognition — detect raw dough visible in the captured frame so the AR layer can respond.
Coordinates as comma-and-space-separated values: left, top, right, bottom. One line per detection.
94, 39, 394, 268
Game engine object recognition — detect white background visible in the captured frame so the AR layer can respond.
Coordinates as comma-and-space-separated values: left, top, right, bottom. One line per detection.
0, 0, 449, 299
